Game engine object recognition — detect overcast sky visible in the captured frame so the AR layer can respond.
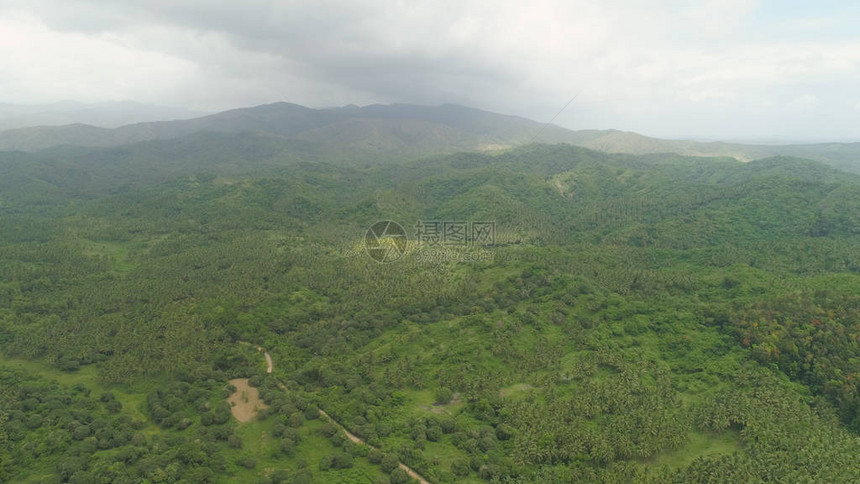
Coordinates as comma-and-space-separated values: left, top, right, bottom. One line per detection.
1, 0, 859, 141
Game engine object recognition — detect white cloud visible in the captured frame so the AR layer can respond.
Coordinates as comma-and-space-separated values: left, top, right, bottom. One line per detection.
789, 94, 819, 109
0, 0, 858, 140
681, 0, 761, 37
0, 13, 196, 104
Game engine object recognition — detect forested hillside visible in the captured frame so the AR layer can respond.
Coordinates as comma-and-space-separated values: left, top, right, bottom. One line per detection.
1, 139, 859, 483
2, 102, 858, 174
0, 103, 578, 154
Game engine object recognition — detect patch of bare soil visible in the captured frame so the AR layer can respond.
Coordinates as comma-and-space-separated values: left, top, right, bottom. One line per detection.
227, 378, 268, 423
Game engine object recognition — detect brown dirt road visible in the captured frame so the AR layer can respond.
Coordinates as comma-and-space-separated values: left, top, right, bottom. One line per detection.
318, 409, 431, 484
239, 341, 432, 484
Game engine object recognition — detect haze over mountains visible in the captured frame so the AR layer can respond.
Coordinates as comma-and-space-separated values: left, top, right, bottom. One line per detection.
0, 101, 206, 131
1, 102, 859, 174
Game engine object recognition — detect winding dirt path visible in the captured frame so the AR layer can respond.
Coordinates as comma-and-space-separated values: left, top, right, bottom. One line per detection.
240, 341, 431, 484
237, 341, 273, 373
317, 409, 430, 484
261, 348, 272, 373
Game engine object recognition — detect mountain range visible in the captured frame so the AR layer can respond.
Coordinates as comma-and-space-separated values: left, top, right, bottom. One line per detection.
0, 101, 858, 173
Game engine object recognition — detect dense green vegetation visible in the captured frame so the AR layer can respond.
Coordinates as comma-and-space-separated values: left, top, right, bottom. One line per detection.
1, 136, 859, 482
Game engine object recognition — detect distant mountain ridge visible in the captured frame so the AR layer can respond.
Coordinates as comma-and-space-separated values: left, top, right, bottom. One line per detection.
0, 101, 206, 131
0, 102, 583, 156
0, 101, 858, 173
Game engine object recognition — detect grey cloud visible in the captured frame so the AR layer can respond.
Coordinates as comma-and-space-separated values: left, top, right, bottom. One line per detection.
1, 0, 859, 140
6, 0, 525, 105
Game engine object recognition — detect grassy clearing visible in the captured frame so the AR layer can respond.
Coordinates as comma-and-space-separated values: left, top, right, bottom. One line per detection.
0, 356, 150, 422
499, 383, 534, 398
646, 429, 742, 471
414, 388, 465, 415
225, 418, 387, 483
78, 239, 136, 273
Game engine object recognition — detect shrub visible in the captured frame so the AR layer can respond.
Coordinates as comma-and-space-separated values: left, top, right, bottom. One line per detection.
228, 434, 242, 448
331, 452, 354, 469
434, 387, 453, 405
318, 454, 333, 471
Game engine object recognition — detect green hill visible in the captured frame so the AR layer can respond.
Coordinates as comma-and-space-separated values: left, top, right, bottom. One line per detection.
3, 101, 858, 176
0, 102, 572, 154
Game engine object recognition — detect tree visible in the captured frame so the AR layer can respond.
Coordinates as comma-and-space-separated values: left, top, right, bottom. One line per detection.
228, 434, 242, 448
451, 458, 470, 477
389, 468, 411, 484
381, 453, 400, 473
368, 448, 383, 464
